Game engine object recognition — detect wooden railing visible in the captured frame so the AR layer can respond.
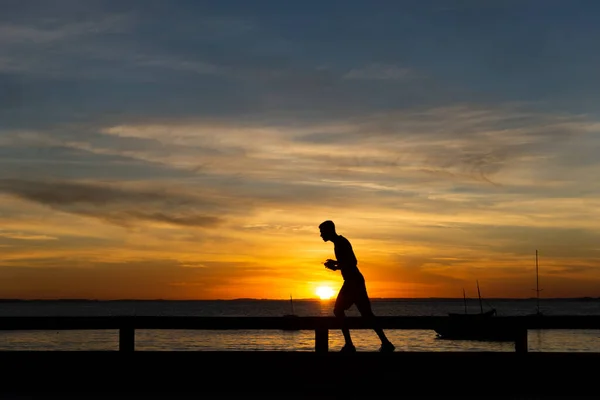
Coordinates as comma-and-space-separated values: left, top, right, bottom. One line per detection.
1, 315, 598, 353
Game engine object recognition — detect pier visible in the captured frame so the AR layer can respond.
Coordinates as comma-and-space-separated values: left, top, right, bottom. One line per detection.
0, 315, 598, 396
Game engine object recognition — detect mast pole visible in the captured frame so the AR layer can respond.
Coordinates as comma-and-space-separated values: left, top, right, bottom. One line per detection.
535, 250, 540, 315
476, 280, 483, 314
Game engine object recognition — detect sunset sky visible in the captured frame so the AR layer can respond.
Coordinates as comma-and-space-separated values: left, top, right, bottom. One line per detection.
1, 0, 599, 300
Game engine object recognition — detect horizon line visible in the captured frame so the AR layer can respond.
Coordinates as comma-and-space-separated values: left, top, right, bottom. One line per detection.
0, 296, 598, 302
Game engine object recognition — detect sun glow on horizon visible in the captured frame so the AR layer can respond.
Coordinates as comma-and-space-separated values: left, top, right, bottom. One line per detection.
315, 286, 335, 300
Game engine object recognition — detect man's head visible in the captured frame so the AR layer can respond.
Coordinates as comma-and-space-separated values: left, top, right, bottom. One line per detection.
319, 220, 336, 242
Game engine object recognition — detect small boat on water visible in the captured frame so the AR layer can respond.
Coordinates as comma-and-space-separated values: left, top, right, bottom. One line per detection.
282, 295, 300, 331
526, 249, 544, 317
436, 308, 517, 341
435, 282, 517, 342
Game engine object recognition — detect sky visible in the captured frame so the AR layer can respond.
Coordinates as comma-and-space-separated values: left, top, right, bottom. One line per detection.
1, 0, 599, 300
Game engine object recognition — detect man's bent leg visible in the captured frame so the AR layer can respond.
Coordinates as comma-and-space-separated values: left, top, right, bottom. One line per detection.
334, 284, 355, 350
355, 286, 394, 351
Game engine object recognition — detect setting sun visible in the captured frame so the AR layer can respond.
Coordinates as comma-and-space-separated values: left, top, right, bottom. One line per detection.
315, 286, 335, 300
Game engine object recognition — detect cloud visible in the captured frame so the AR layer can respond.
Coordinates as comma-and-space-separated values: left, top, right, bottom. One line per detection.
343, 64, 412, 80
0, 178, 227, 229
0, 13, 135, 78
0, 15, 130, 45
132, 56, 222, 76
1, 101, 598, 244
0, 232, 57, 241
4, 102, 597, 228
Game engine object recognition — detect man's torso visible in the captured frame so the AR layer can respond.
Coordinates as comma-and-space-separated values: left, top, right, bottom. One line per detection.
334, 235, 363, 281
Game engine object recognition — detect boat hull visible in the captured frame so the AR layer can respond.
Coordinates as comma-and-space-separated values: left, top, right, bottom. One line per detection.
434, 310, 517, 342
281, 315, 300, 331
434, 325, 517, 341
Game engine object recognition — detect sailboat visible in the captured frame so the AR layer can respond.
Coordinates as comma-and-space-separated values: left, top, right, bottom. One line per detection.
282, 294, 300, 331
434, 281, 515, 341
527, 249, 544, 317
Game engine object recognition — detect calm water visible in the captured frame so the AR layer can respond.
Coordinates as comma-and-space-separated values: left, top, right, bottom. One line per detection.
1, 298, 599, 352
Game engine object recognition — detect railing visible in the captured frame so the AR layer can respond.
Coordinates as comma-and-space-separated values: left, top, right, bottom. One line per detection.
1, 315, 599, 353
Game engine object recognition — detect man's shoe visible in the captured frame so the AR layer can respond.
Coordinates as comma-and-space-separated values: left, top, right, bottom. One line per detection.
340, 344, 356, 353
379, 342, 395, 353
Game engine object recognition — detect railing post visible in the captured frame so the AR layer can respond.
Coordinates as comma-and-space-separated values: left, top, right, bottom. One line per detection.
315, 328, 328, 353
119, 327, 135, 352
515, 328, 528, 353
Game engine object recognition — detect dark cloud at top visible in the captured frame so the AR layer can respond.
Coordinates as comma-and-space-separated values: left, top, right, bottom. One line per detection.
4, 0, 599, 130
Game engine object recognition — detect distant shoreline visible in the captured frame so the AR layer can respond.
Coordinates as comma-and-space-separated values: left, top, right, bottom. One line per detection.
0, 297, 598, 302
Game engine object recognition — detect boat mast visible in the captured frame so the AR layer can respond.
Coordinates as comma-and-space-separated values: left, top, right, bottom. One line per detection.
463, 288, 467, 314
535, 250, 541, 315
476, 280, 483, 314
290, 294, 295, 315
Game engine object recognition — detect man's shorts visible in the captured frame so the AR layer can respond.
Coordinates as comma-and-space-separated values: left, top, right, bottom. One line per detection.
334, 278, 372, 314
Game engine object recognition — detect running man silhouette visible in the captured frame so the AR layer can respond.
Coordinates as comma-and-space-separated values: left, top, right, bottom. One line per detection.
319, 220, 395, 353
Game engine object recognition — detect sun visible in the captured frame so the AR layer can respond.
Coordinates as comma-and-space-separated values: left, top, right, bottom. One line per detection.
315, 286, 335, 300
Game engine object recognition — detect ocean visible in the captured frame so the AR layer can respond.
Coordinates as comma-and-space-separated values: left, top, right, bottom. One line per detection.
1, 298, 599, 352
